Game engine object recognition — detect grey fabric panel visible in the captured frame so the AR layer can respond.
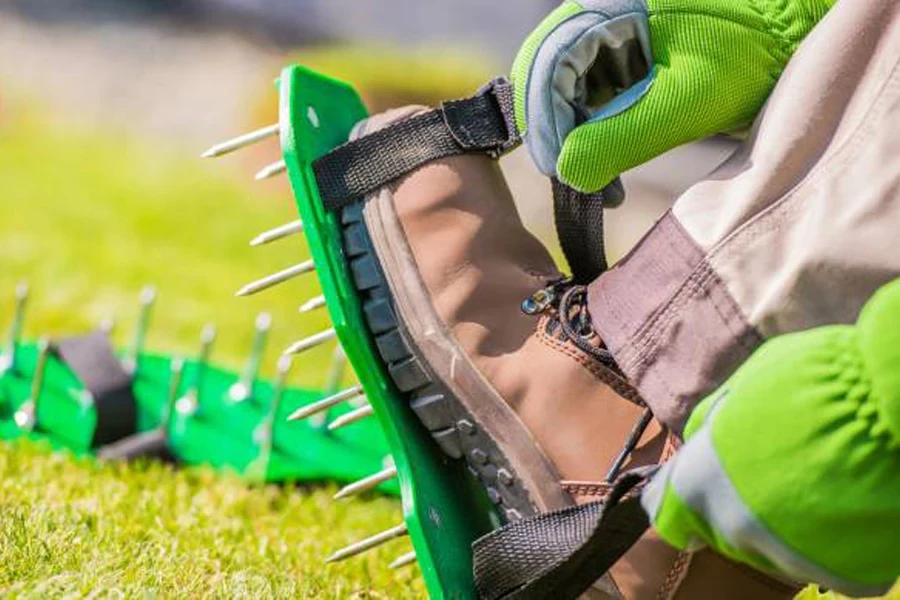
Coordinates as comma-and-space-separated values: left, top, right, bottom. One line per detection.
551, 14, 652, 123
523, 9, 651, 176
642, 424, 895, 598
640, 393, 728, 526
587, 212, 762, 433
639, 460, 667, 525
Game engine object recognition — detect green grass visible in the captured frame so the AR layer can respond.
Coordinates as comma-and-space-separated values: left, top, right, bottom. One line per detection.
0, 442, 420, 597
0, 100, 424, 597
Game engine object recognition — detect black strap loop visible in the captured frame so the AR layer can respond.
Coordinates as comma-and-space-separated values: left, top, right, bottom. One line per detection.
313, 78, 520, 212
473, 468, 655, 600
52, 332, 138, 448
551, 178, 624, 285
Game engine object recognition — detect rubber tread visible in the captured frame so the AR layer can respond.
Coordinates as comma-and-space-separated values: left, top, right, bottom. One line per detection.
362, 297, 398, 335
375, 330, 414, 364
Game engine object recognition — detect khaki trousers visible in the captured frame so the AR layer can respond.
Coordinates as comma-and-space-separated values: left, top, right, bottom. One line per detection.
588, 0, 900, 432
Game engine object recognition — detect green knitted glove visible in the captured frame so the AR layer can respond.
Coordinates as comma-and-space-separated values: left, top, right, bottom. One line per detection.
511, 0, 835, 193
641, 278, 900, 597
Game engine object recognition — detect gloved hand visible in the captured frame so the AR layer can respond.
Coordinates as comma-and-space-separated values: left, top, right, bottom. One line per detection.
511, 0, 835, 193
641, 278, 900, 598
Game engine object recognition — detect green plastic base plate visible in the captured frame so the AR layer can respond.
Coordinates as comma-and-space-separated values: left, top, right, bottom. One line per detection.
278, 65, 494, 598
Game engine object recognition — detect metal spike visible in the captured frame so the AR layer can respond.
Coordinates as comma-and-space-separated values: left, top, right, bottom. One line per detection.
324, 346, 347, 394
229, 312, 272, 402
100, 317, 116, 337
389, 551, 418, 570
124, 285, 156, 373
14, 338, 49, 430
1, 281, 29, 374
201, 124, 279, 158
334, 466, 398, 500
325, 523, 408, 564
291, 344, 344, 429
282, 328, 336, 356
235, 260, 315, 297
256, 356, 292, 446
250, 220, 304, 247
605, 408, 654, 483
195, 323, 216, 380
298, 295, 326, 314
254, 160, 287, 181
287, 384, 363, 422
305, 346, 350, 427
327, 404, 374, 431
177, 324, 217, 415
162, 357, 185, 426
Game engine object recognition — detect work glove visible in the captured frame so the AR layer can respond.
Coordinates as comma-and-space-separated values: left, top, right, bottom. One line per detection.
511, 0, 835, 193
641, 278, 900, 598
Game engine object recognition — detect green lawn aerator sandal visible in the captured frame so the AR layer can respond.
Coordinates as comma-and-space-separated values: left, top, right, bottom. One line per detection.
204, 66, 652, 598
0, 283, 395, 494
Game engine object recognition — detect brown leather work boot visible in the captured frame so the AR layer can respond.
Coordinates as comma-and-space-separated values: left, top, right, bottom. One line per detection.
345, 108, 798, 599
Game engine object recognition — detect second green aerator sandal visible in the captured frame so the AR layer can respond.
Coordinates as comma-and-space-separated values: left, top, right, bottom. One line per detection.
0, 282, 395, 494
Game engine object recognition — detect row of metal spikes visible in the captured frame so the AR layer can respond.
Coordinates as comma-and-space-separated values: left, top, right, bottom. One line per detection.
202, 123, 421, 569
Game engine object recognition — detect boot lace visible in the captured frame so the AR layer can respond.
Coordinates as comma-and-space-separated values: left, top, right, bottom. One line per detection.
523, 279, 654, 483
521, 280, 617, 369
557, 285, 617, 368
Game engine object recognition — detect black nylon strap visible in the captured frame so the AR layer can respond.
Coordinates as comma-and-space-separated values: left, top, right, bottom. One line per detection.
313, 79, 520, 211
551, 178, 624, 285
53, 332, 138, 448
473, 469, 654, 600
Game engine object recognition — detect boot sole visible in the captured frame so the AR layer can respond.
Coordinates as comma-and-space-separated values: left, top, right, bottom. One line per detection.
338, 189, 572, 522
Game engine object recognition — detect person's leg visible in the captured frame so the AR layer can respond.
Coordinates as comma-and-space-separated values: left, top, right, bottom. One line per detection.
589, 0, 900, 433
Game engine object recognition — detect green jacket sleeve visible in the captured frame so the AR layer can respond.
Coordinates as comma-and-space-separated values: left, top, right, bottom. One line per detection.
642, 277, 900, 598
